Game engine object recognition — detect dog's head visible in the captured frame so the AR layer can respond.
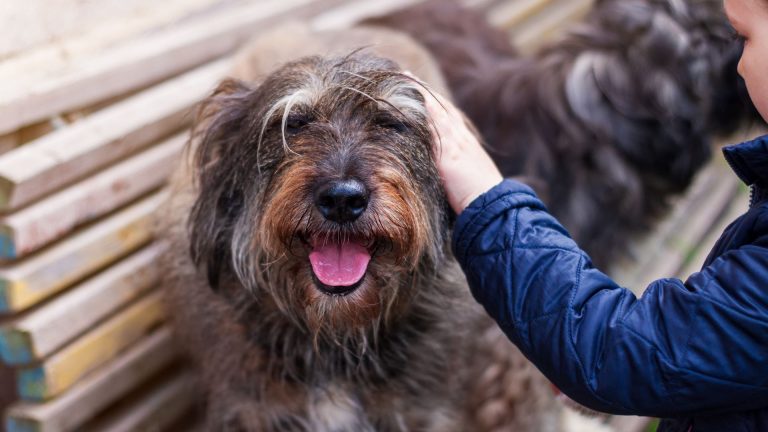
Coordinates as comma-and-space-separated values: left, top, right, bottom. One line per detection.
188, 53, 450, 339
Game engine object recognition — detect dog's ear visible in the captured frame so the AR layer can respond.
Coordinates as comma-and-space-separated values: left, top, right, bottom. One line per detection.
188, 78, 254, 290
192, 78, 255, 173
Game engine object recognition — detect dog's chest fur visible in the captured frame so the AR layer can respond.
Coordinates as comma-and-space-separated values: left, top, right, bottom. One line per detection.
232, 276, 470, 430
305, 385, 455, 432
306, 387, 370, 432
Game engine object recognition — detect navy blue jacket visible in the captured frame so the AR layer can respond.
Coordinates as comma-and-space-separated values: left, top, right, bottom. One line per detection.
453, 136, 768, 432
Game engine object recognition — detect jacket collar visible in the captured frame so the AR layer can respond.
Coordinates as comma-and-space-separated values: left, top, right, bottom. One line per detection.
722, 134, 768, 187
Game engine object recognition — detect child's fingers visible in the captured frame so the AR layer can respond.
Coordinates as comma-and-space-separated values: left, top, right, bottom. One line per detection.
403, 71, 503, 213
402, 72, 451, 156
402, 71, 454, 121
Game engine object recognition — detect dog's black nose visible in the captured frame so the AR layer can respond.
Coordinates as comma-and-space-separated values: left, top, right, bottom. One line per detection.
314, 179, 369, 223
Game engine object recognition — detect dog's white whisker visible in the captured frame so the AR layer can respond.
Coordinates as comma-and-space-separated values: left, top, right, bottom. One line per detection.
338, 85, 379, 105
280, 90, 311, 156
338, 70, 374, 83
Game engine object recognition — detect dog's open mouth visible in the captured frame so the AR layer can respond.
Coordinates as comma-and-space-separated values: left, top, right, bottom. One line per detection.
308, 237, 372, 296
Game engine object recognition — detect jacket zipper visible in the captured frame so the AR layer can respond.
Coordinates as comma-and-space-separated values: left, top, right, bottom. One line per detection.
723, 152, 754, 208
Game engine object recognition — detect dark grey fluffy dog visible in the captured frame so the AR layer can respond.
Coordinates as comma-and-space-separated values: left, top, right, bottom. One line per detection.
159, 24, 565, 432
369, 0, 760, 268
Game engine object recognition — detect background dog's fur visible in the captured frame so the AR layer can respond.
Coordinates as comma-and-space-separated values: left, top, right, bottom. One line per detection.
159, 24, 563, 431
368, 0, 761, 268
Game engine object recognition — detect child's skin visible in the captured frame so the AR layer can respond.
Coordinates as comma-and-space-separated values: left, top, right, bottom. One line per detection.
427, 0, 768, 214
728, 0, 768, 122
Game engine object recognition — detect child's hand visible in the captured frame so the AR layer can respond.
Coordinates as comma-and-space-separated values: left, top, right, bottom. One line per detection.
420, 87, 503, 214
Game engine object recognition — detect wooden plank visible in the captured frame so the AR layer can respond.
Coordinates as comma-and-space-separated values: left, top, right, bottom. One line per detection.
0, 192, 164, 313
16, 292, 166, 402
0, 0, 221, 83
0, 134, 184, 259
311, 0, 423, 31
460, 0, 505, 11
0, 243, 166, 365
0, 133, 19, 156
16, 122, 56, 147
0, 60, 227, 212
0, 0, 335, 136
81, 370, 196, 432
511, 0, 593, 52
0, 0, 220, 61
488, 0, 554, 30
561, 408, 614, 432
608, 416, 652, 432
5, 328, 176, 432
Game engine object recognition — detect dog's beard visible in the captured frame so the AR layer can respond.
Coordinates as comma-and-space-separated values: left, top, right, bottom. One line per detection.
251, 244, 414, 345
240, 163, 439, 347
189, 55, 450, 369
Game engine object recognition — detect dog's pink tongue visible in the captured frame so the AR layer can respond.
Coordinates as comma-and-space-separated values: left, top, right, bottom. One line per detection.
309, 241, 371, 287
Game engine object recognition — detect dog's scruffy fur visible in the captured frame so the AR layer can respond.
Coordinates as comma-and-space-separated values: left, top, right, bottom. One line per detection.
160, 25, 562, 431
369, 0, 760, 268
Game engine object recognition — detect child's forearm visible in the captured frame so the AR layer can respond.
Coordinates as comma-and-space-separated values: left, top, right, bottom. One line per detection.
453, 179, 768, 417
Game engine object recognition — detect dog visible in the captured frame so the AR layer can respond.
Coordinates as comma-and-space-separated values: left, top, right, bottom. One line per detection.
368, 0, 761, 268
159, 24, 564, 431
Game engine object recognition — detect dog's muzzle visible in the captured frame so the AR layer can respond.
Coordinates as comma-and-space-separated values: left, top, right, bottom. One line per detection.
308, 178, 372, 295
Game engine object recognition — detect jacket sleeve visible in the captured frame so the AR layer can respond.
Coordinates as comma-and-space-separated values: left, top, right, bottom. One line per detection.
453, 179, 768, 417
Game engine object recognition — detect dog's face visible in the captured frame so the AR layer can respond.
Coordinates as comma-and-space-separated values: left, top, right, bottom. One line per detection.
189, 54, 449, 338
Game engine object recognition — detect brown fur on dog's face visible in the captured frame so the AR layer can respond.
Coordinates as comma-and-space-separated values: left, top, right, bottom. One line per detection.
188, 54, 449, 340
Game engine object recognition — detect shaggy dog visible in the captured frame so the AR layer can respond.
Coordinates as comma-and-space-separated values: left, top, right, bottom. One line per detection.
369, 0, 760, 268
160, 25, 562, 431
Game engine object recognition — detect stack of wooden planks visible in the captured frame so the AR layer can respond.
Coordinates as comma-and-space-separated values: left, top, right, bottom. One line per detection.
0, 0, 442, 430
1, 0, 749, 431
2, 0, 585, 429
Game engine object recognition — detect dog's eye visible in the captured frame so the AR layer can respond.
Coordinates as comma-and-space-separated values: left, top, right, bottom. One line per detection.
375, 115, 409, 134
285, 114, 311, 134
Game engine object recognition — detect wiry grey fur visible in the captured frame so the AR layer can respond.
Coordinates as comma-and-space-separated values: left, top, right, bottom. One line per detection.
159, 25, 562, 432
